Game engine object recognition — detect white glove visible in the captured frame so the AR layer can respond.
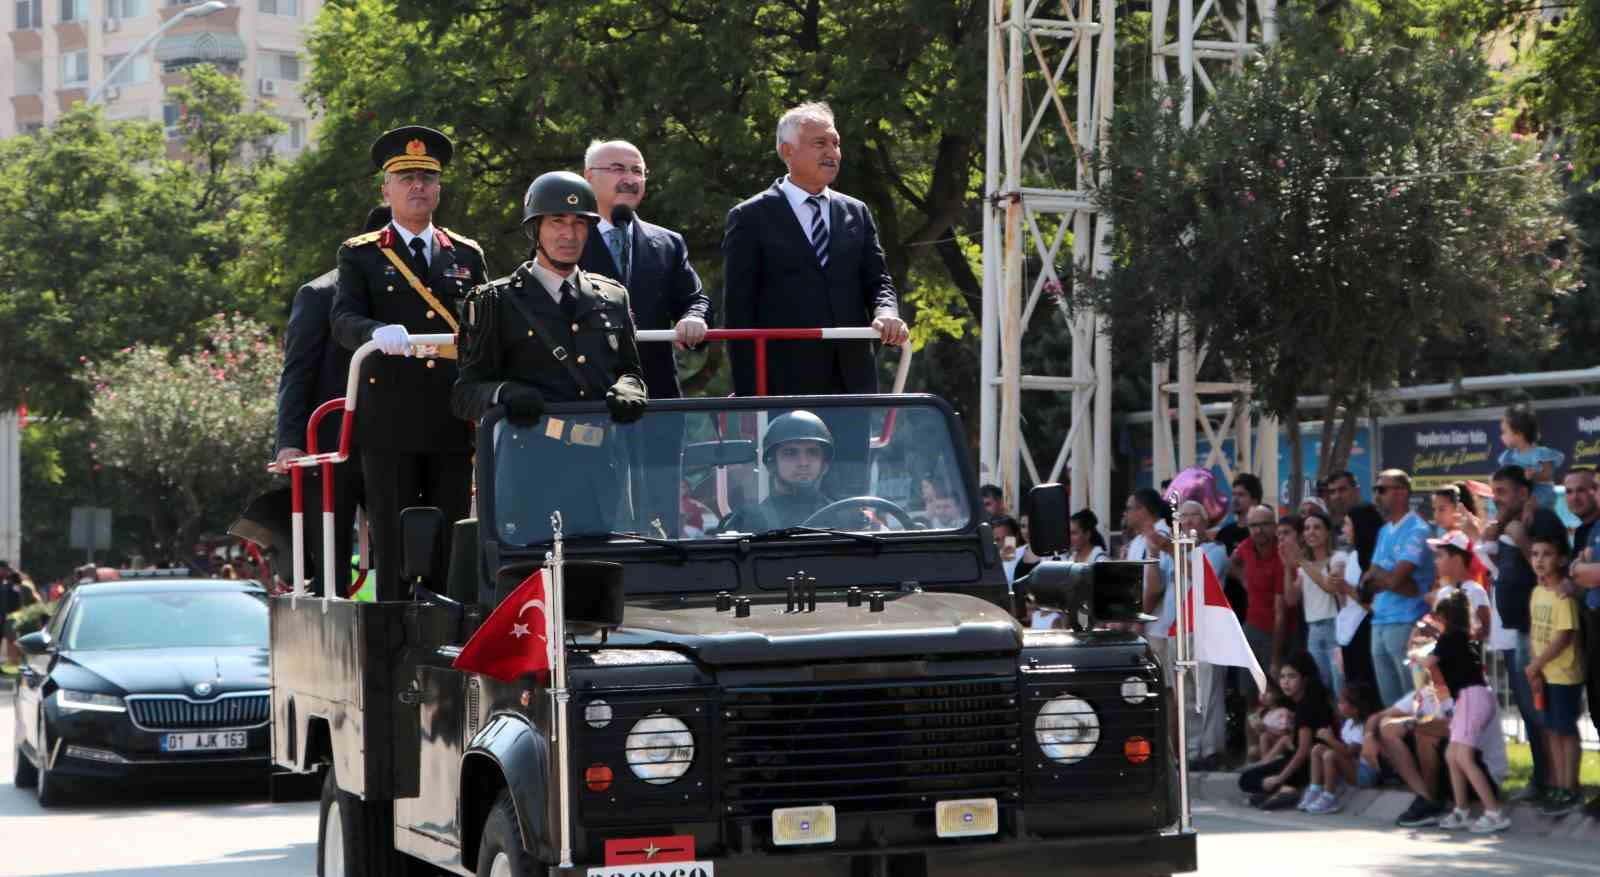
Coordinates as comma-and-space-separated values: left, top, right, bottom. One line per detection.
372, 324, 411, 356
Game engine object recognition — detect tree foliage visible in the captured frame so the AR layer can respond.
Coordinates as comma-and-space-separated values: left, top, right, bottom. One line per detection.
82, 314, 281, 555
1072, 7, 1575, 500
0, 67, 284, 417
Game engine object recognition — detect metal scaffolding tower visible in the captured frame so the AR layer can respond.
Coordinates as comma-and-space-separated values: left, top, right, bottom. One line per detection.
981, 0, 1117, 528
1146, 0, 1281, 498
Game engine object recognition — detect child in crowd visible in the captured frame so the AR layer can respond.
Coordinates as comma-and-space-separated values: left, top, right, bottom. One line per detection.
1499, 404, 1563, 512
1247, 682, 1293, 763
1304, 681, 1382, 813
1425, 593, 1511, 833
1427, 532, 1492, 642
1527, 533, 1585, 816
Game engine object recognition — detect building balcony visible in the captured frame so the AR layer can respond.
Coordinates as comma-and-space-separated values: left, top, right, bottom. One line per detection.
54, 19, 88, 51
160, 3, 241, 32
11, 93, 45, 119
56, 86, 88, 111
9, 28, 44, 54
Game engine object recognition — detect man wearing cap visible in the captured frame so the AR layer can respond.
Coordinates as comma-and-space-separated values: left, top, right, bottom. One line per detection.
330, 126, 489, 601
453, 171, 646, 542
270, 206, 392, 597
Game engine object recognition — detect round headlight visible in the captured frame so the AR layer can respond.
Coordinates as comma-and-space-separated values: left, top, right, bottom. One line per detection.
1121, 677, 1151, 704
1034, 695, 1100, 764
624, 712, 695, 785
584, 699, 613, 729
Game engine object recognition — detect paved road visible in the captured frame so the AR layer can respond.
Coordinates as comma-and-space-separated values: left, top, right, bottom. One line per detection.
4, 695, 1598, 877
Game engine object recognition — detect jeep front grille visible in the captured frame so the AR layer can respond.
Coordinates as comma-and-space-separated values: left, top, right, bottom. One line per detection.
722, 675, 1021, 816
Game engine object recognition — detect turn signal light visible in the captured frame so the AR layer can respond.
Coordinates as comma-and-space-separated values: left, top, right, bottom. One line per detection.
585, 763, 614, 792
1124, 736, 1152, 764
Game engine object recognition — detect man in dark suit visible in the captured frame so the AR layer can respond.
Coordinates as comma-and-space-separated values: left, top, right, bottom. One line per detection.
579, 139, 710, 535
722, 101, 908, 494
271, 207, 392, 597
330, 126, 489, 601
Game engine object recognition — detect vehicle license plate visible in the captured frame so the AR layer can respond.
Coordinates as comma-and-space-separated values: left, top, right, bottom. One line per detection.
159, 730, 248, 752
586, 863, 714, 877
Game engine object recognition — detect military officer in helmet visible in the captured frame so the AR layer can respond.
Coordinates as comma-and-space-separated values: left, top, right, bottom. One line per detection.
454, 172, 647, 542
730, 411, 842, 532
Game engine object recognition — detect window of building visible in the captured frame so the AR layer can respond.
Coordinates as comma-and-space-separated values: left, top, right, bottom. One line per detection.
162, 102, 182, 135
58, 0, 86, 21
16, 58, 44, 95
263, 51, 300, 81
104, 53, 151, 85
107, 0, 148, 17
61, 50, 89, 85
20, 122, 44, 135
15, 0, 40, 28
258, 0, 297, 15
274, 116, 305, 152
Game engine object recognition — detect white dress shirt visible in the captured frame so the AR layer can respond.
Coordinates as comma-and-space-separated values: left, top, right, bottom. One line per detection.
780, 175, 831, 242
390, 222, 436, 264
528, 260, 580, 306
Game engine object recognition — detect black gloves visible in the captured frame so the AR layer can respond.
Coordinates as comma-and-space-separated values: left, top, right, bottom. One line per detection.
502, 384, 545, 426
605, 379, 646, 424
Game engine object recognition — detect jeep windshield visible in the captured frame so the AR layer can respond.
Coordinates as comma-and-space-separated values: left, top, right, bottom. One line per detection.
483, 396, 974, 547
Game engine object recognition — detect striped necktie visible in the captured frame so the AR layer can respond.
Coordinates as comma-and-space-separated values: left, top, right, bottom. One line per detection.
806, 195, 829, 269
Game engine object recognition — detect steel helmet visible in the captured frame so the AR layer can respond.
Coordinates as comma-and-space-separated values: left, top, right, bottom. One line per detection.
761, 411, 835, 465
521, 171, 600, 225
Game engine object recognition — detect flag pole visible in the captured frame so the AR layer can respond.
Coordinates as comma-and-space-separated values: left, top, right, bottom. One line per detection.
548, 511, 574, 870
1173, 528, 1193, 834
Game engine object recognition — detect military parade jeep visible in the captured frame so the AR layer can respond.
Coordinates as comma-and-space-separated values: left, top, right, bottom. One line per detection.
271, 390, 1198, 877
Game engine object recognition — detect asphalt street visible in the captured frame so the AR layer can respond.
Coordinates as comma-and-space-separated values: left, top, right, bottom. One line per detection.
3, 694, 1598, 877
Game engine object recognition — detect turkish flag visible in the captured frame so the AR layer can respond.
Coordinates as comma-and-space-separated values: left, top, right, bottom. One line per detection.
452, 569, 553, 682
1168, 548, 1267, 697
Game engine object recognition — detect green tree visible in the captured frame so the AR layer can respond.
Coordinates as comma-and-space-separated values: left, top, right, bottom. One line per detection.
0, 66, 284, 417
82, 314, 281, 555
1072, 7, 1574, 501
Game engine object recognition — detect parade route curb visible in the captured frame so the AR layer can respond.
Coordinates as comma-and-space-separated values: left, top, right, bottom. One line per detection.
1190, 771, 1600, 842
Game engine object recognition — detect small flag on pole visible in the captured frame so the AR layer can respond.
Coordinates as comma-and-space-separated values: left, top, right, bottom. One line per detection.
452, 569, 554, 682
1169, 547, 1267, 695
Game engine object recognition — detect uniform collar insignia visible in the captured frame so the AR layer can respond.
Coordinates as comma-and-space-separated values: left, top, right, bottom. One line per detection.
435, 228, 454, 249
377, 226, 396, 249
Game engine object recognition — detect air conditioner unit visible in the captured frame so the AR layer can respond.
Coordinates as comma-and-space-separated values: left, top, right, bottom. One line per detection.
102, 86, 120, 101
102, 17, 119, 32
258, 78, 278, 96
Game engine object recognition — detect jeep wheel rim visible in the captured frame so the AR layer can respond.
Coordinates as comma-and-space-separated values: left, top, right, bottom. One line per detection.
323, 800, 345, 874
489, 852, 513, 877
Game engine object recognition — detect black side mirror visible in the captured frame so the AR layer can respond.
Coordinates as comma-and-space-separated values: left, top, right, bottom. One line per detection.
400, 506, 444, 584
1025, 483, 1068, 556
16, 630, 53, 656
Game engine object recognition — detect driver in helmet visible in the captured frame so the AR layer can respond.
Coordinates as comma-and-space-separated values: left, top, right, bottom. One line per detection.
737, 411, 838, 531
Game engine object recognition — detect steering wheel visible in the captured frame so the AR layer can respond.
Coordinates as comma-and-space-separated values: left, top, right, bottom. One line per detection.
803, 496, 917, 531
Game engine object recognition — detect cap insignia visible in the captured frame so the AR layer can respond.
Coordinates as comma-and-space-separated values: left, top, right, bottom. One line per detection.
406, 139, 427, 157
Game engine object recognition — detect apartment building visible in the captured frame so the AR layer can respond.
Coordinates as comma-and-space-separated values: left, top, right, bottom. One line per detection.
2, 0, 319, 153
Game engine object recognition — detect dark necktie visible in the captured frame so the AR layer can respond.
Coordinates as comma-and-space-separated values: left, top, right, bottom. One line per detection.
806, 195, 829, 269
559, 279, 578, 323
409, 237, 429, 276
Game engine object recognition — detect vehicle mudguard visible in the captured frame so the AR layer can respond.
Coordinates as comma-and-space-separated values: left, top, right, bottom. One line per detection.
459, 712, 552, 870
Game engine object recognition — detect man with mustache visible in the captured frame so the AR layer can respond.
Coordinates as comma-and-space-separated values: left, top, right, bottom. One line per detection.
578, 139, 709, 535
330, 125, 488, 601
722, 102, 908, 494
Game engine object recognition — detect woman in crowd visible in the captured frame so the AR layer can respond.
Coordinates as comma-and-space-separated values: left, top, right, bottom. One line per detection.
1284, 511, 1355, 695
1431, 483, 1483, 541
1338, 505, 1384, 689
1068, 509, 1108, 563
1238, 652, 1336, 809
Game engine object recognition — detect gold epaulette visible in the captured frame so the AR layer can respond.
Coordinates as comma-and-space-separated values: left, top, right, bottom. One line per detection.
440, 227, 484, 256
342, 229, 383, 248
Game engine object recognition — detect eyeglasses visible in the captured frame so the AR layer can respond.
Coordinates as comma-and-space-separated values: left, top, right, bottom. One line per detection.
588, 163, 649, 178
1374, 485, 1399, 495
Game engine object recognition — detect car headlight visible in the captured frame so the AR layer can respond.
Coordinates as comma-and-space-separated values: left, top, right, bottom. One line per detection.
56, 689, 127, 713
624, 712, 694, 785
1034, 694, 1099, 764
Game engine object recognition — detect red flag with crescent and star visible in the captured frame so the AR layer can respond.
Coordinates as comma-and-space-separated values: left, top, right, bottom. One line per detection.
451, 569, 553, 682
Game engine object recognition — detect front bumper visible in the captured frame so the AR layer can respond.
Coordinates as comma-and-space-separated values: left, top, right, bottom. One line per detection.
575, 829, 1198, 877
45, 706, 271, 783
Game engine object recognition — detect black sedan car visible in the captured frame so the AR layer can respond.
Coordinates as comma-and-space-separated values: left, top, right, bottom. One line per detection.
11, 577, 271, 806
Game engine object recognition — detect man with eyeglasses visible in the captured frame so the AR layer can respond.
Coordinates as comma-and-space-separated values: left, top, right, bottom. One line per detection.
330, 125, 489, 601
1360, 469, 1434, 706
578, 140, 709, 535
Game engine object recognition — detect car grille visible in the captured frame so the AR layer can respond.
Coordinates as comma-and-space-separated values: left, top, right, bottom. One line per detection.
722, 675, 1021, 816
127, 693, 270, 731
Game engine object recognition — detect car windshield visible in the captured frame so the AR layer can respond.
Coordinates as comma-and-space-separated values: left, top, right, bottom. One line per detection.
63, 590, 269, 650
487, 399, 973, 546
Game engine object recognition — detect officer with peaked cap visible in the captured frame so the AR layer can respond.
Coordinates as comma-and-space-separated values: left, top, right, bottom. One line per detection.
330, 125, 489, 601
453, 171, 646, 547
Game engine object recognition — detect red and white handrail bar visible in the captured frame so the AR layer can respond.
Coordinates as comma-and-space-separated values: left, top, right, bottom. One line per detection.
276, 329, 910, 599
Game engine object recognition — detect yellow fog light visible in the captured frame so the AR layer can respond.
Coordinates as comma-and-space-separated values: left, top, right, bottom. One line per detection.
935, 798, 999, 838
771, 805, 836, 846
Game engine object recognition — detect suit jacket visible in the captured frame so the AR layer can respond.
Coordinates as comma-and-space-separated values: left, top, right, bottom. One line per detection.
579, 216, 709, 399
275, 270, 354, 456
452, 265, 645, 422
721, 178, 898, 396
329, 224, 488, 453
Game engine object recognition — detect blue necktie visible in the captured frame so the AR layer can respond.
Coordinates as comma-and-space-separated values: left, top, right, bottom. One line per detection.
806, 196, 829, 269
605, 227, 630, 283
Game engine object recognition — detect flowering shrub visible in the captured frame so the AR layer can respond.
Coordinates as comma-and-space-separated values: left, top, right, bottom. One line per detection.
82, 313, 281, 549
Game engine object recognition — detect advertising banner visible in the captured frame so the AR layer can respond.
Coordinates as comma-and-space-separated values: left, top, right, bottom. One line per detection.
1376, 398, 1600, 492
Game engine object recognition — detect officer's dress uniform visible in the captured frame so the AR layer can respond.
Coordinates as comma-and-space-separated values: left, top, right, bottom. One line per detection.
453, 262, 645, 544
331, 222, 487, 600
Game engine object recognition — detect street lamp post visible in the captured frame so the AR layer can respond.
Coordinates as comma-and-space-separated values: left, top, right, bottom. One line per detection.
88, 0, 228, 105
